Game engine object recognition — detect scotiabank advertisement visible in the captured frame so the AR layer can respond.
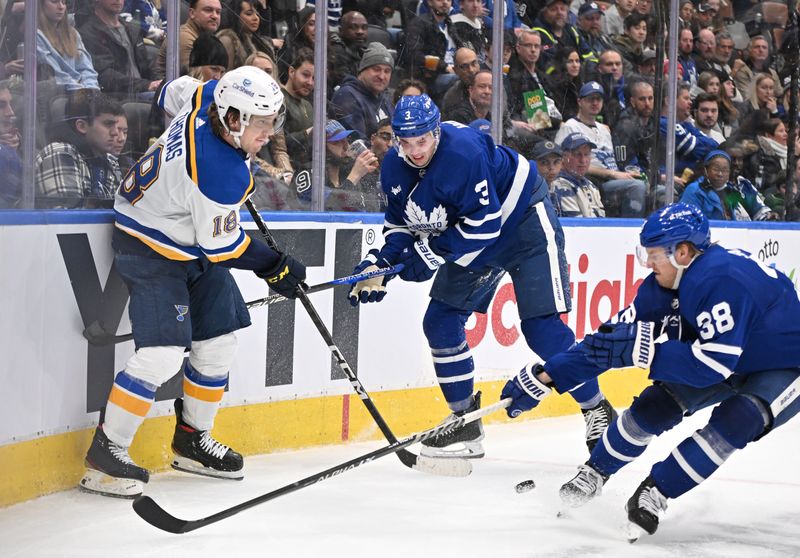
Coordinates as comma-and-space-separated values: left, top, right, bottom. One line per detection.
1, 216, 798, 445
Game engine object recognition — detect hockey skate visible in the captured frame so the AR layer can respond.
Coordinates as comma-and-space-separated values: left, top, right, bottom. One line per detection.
582, 398, 617, 452
559, 463, 608, 508
171, 398, 244, 480
79, 427, 149, 499
625, 476, 668, 542
420, 392, 485, 459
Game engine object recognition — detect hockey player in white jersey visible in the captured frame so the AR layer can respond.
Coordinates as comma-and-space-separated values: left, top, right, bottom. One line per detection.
348, 94, 615, 459
80, 66, 307, 498
501, 203, 800, 538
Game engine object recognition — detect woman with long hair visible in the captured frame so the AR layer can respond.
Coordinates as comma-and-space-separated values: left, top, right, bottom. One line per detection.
36, 0, 99, 90
277, 5, 315, 82
544, 46, 582, 122
217, 0, 276, 71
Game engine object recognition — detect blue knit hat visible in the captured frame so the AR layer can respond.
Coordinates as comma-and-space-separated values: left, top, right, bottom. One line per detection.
703, 150, 731, 165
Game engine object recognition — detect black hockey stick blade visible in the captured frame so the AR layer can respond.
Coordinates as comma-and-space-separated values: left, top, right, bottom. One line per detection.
132, 398, 511, 534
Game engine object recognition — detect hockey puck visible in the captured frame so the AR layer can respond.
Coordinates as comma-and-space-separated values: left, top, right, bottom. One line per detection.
515, 479, 536, 493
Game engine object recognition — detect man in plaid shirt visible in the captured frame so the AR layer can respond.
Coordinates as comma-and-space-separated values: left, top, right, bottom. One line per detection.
35, 90, 124, 208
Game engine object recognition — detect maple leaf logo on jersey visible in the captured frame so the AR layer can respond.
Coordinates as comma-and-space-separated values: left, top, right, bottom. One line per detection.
404, 200, 448, 236
391, 185, 402, 196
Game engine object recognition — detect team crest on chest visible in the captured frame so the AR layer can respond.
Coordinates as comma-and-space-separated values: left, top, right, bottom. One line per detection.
404, 200, 448, 235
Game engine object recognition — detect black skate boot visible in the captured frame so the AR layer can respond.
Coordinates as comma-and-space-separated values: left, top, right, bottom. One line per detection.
171, 398, 244, 480
626, 476, 668, 541
582, 398, 617, 452
79, 427, 149, 499
420, 392, 485, 459
559, 463, 608, 508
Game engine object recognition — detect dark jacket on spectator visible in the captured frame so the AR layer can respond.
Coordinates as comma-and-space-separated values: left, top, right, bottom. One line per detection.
531, 17, 587, 74
328, 33, 365, 94
402, 13, 467, 88
79, 15, 156, 95
544, 72, 582, 122
612, 105, 655, 172
281, 86, 314, 171
330, 74, 393, 141
507, 54, 546, 121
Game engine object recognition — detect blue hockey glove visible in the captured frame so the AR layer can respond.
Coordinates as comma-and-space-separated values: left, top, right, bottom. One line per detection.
580, 321, 656, 370
397, 239, 446, 283
348, 249, 394, 306
259, 253, 307, 299
501, 362, 552, 418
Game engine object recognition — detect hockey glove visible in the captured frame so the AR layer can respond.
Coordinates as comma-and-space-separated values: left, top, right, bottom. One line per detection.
580, 321, 656, 370
501, 362, 552, 418
397, 238, 446, 283
259, 253, 307, 299
348, 249, 394, 306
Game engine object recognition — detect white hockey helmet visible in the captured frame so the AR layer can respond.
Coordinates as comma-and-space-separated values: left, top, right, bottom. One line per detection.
214, 65, 285, 146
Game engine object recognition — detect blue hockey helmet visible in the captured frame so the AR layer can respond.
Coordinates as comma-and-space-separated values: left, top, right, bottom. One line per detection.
639, 203, 711, 251
392, 94, 441, 138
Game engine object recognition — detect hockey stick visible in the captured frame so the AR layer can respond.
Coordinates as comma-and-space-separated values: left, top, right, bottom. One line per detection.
244, 199, 462, 478
132, 398, 512, 534
81, 266, 402, 346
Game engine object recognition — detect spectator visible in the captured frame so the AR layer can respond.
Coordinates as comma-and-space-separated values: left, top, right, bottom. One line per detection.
610, 12, 648, 75
244, 50, 276, 75
450, 0, 489, 62
659, 81, 718, 187
544, 46, 583, 122
680, 149, 773, 220
281, 48, 314, 172
532, 139, 563, 187
331, 41, 394, 141
612, 78, 655, 174
369, 117, 394, 165
0, 0, 25, 79
79, 0, 161, 98
483, 0, 523, 30
306, 0, 344, 32
154, 0, 222, 79
122, 0, 166, 43
483, 28, 516, 76
763, 155, 800, 220
186, 31, 228, 81
249, 0, 284, 50
575, 2, 610, 69
556, 81, 647, 216
636, 47, 656, 76
634, 0, 653, 16
594, 49, 626, 129
440, 47, 480, 120
714, 30, 735, 70
109, 111, 134, 177
678, 0, 695, 29
343, 0, 401, 28
603, 0, 636, 37
691, 2, 716, 34
732, 36, 781, 102
508, 30, 559, 136
744, 118, 795, 193
740, 73, 784, 121
217, 0, 276, 71
37, 0, 100, 91
550, 132, 606, 217
676, 27, 697, 86
322, 119, 382, 211
532, 0, 592, 75
329, 11, 369, 94
392, 78, 426, 106
445, 69, 511, 134
35, 90, 123, 208
402, 0, 462, 99
277, 5, 315, 82
693, 28, 722, 76
714, 69, 741, 135
693, 92, 725, 143
0, 79, 22, 208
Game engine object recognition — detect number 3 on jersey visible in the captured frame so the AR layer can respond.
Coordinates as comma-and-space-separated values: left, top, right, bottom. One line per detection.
120, 146, 163, 205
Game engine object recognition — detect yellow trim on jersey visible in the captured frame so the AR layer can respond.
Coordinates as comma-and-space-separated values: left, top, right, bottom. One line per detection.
235, 173, 256, 207
114, 223, 196, 261
187, 84, 205, 185
205, 233, 251, 262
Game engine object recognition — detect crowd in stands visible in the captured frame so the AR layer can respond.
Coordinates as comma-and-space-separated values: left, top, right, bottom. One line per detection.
0, 0, 797, 220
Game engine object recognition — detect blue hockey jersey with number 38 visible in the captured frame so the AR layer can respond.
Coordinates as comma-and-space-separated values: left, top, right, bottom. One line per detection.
378, 122, 547, 268
631, 245, 800, 388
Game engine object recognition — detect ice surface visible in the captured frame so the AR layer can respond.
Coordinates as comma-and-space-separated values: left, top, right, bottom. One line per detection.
3, 409, 799, 557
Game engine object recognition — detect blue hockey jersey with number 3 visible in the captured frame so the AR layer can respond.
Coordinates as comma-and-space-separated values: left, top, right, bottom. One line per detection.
378, 122, 547, 268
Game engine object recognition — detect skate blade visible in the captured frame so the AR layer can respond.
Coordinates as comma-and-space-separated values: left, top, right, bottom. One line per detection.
79, 469, 144, 499
172, 456, 244, 480
625, 521, 647, 543
413, 454, 473, 477
419, 441, 485, 459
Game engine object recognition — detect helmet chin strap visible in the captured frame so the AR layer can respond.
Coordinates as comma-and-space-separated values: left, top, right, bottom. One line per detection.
222, 112, 251, 150
668, 252, 699, 289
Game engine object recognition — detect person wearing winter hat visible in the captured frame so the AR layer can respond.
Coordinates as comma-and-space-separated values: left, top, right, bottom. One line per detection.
187, 32, 229, 81
330, 41, 395, 141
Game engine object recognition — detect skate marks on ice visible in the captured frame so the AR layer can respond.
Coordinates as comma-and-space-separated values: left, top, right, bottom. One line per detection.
1, 413, 799, 557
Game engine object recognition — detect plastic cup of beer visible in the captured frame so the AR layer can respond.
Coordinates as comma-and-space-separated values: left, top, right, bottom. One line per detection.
424, 55, 440, 71
502, 64, 510, 74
